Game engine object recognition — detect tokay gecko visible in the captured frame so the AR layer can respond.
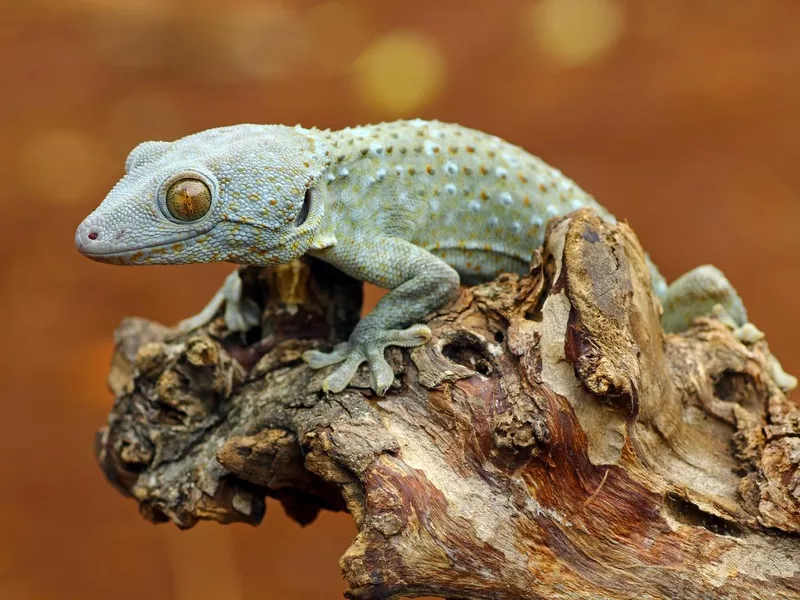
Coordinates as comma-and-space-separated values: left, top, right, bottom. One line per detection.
75, 120, 797, 395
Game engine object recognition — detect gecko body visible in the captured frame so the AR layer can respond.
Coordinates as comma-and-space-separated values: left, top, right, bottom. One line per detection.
76, 120, 795, 394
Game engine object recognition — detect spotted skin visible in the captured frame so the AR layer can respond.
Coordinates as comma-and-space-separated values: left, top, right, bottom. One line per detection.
76, 120, 796, 394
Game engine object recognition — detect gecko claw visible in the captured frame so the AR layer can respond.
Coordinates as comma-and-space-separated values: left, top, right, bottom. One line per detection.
304, 324, 432, 395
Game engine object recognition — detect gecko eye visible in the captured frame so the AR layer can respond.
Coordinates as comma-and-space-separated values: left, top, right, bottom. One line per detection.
294, 188, 312, 227
165, 179, 212, 221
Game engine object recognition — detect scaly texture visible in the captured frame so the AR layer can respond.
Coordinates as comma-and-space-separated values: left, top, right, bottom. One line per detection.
75, 119, 794, 394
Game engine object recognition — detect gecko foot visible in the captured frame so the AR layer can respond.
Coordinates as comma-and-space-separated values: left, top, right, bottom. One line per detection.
303, 324, 432, 395
176, 270, 261, 334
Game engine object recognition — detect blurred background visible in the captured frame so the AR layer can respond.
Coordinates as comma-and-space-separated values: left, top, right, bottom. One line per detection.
1, 0, 799, 598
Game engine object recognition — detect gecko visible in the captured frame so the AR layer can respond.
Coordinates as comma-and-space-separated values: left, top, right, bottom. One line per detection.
75, 119, 797, 394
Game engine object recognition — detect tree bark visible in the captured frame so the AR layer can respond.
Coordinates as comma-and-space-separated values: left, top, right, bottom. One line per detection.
95, 209, 800, 600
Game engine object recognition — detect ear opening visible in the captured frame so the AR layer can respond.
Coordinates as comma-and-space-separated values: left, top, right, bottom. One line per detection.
295, 187, 312, 227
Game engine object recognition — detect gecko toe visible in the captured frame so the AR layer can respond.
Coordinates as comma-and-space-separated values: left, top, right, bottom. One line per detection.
366, 347, 395, 395
321, 352, 365, 393
224, 296, 262, 332
376, 324, 432, 348
176, 314, 207, 333
303, 342, 349, 369
767, 354, 798, 392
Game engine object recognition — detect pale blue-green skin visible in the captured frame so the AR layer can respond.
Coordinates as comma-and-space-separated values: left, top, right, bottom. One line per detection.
77, 119, 751, 395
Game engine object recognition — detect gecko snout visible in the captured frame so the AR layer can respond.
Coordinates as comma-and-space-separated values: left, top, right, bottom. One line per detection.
75, 219, 105, 255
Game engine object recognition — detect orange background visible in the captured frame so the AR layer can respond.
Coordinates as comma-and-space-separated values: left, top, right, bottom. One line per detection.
2, 1, 799, 599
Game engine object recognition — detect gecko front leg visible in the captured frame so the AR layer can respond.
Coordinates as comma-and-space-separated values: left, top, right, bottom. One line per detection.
304, 236, 460, 395
176, 269, 261, 334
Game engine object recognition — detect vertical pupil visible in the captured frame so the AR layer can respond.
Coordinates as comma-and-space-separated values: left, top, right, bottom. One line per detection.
167, 179, 211, 221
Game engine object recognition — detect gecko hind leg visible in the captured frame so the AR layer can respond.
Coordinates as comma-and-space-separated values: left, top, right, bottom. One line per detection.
661, 265, 747, 334
176, 270, 261, 333
661, 265, 796, 391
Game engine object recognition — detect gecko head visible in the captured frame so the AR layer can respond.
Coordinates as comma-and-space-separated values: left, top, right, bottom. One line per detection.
75, 124, 331, 266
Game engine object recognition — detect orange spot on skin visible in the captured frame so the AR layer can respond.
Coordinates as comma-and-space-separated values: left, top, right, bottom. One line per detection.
480, 190, 489, 200
386, 145, 394, 153
466, 146, 475, 153
448, 146, 458, 154
479, 165, 488, 175
426, 165, 435, 174
269, 199, 278, 205
463, 166, 473, 175
408, 167, 416, 175
523, 196, 531, 207
172, 243, 185, 252
539, 183, 547, 192
131, 251, 144, 261
518, 173, 528, 183
432, 146, 440, 153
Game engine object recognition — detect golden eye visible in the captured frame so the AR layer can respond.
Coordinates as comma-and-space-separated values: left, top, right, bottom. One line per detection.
165, 179, 211, 221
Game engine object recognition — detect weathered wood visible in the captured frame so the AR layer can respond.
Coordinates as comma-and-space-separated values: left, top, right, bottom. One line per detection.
96, 209, 800, 599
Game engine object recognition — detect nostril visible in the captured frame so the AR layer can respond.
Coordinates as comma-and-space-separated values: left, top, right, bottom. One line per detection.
88, 231, 99, 241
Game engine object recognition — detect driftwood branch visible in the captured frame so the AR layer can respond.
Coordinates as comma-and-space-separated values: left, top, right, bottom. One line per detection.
96, 209, 800, 599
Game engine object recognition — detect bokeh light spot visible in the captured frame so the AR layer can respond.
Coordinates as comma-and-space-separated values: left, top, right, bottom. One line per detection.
19, 130, 99, 205
526, 0, 625, 67
352, 30, 445, 116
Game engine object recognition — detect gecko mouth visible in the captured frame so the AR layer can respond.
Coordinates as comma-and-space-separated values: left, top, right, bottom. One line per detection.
75, 225, 217, 262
